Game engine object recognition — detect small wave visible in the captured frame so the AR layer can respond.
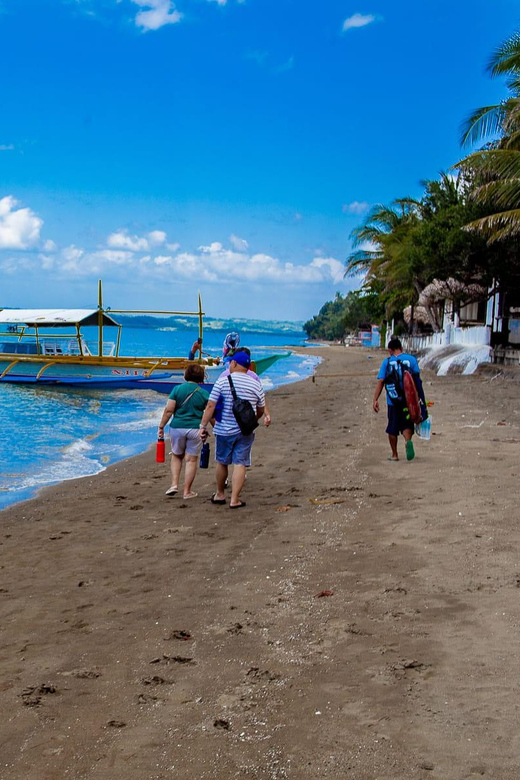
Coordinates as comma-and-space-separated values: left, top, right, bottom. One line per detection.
13, 454, 105, 491
63, 438, 94, 455
116, 407, 164, 432
260, 376, 274, 390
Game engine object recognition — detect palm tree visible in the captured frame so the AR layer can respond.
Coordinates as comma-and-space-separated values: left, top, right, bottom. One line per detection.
345, 199, 423, 326
457, 30, 520, 241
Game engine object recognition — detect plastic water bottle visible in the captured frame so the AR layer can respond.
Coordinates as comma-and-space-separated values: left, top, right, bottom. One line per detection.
200, 442, 210, 469
156, 436, 165, 463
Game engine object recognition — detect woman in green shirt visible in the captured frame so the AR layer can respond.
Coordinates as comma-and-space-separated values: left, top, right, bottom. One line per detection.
158, 364, 209, 499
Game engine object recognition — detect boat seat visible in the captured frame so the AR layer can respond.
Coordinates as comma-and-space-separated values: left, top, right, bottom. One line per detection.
43, 342, 63, 355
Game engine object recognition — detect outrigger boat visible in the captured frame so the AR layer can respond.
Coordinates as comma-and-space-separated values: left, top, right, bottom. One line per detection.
0, 281, 289, 394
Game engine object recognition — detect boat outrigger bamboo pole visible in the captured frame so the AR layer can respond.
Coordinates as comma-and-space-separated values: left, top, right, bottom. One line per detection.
198, 292, 203, 361
98, 279, 103, 358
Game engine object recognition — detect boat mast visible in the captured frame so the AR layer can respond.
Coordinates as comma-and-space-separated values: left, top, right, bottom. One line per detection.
198, 292, 203, 360
98, 279, 103, 358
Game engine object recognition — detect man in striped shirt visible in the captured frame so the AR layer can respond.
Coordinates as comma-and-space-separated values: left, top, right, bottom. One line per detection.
199, 351, 265, 509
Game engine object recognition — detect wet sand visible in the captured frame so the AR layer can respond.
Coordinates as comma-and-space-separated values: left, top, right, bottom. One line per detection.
1, 346, 520, 779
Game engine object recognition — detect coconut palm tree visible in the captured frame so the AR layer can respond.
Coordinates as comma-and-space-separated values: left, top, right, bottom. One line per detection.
345, 199, 424, 327
457, 30, 520, 241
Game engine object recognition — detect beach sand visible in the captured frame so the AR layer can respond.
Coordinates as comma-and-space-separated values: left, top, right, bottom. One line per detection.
1, 346, 520, 779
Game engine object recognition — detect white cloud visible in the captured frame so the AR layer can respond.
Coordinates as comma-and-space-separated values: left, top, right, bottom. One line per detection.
131, 0, 182, 31
309, 256, 345, 283
62, 245, 84, 262
107, 230, 150, 252
106, 228, 176, 252
43, 239, 57, 252
342, 200, 370, 215
0, 196, 43, 250
147, 230, 167, 245
149, 243, 344, 285
5, 231, 343, 290
38, 253, 55, 270
342, 13, 376, 31
230, 234, 249, 252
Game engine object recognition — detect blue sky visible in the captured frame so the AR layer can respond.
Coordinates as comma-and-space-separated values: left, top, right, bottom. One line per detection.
0, 0, 519, 321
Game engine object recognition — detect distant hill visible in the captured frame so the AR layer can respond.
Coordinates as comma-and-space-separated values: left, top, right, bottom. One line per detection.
117, 314, 304, 334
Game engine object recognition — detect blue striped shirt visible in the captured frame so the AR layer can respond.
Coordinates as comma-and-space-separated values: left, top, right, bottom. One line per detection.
209, 372, 265, 436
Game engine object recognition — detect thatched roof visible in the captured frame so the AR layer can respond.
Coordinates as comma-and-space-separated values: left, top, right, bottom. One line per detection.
418, 278, 486, 306
403, 305, 431, 325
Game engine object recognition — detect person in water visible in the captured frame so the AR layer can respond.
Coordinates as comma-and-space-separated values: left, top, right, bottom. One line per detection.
372, 337, 422, 462
188, 338, 202, 361
157, 364, 209, 499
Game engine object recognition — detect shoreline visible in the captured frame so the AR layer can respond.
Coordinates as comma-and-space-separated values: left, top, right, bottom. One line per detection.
2, 345, 520, 778
0, 348, 319, 515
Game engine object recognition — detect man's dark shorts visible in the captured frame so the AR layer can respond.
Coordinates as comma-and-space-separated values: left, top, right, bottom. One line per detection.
386, 404, 414, 436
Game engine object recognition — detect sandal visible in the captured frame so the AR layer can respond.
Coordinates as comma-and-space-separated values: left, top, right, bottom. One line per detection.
210, 494, 226, 505
405, 440, 415, 461
230, 501, 247, 509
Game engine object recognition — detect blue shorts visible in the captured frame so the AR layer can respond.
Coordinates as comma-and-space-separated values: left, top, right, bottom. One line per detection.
215, 432, 255, 466
386, 404, 414, 436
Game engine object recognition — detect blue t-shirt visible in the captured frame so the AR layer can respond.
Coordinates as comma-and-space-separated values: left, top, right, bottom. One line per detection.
377, 353, 420, 406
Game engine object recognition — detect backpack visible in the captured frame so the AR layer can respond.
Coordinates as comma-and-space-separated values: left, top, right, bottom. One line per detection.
384, 357, 405, 402
227, 376, 259, 436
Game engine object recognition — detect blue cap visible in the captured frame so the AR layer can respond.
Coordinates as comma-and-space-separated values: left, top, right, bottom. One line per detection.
231, 351, 251, 368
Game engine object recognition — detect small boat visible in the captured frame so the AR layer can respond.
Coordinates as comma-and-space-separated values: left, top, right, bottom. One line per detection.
0, 281, 289, 394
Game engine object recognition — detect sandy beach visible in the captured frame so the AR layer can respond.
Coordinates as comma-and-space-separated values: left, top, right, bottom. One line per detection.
1, 345, 520, 780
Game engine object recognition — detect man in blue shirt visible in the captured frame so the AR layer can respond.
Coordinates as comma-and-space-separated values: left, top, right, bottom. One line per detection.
373, 337, 421, 462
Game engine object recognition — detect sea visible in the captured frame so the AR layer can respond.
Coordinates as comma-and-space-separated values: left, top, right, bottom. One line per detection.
0, 326, 319, 512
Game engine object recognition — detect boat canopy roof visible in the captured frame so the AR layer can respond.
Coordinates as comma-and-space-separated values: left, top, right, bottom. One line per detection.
0, 309, 120, 328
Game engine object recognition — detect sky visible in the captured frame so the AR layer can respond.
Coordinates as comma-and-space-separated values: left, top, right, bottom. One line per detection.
0, 0, 519, 322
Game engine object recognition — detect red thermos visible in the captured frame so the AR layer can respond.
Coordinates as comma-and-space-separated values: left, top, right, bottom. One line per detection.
156, 436, 165, 463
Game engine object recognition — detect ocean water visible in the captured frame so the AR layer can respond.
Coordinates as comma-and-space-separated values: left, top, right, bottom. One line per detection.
0, 327, 319, 512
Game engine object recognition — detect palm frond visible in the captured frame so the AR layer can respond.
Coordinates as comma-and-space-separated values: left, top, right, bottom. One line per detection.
471, 178, 520, 209
487, 31, 520, 78
460, 104, 507, 148
457, 148, 520, 181
344, 249, 380, 278
464, 208, 520, 241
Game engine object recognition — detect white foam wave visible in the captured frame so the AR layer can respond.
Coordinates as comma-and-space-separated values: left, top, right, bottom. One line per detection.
63, 438, 94, 455
14, 453, 105, 490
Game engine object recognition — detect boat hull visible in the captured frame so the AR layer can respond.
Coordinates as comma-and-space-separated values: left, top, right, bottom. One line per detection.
0, 353, 290, 393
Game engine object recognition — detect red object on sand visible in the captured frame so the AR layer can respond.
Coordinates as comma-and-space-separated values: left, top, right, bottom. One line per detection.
156, 438, 165, 463
403, 370, 422, 424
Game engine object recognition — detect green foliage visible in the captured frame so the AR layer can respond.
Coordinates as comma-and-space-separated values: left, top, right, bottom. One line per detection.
457, 28, 520, 243
307, 27, 520, 336
303, 291, 383, 340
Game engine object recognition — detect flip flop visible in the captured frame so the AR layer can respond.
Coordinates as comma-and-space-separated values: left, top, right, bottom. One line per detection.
405, 440, 415, 461
210, 494, 226, 505
387, 457, 399, 462
165, 486, 178, 496
183, 492, 198, 499
230, 501, 247, 509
